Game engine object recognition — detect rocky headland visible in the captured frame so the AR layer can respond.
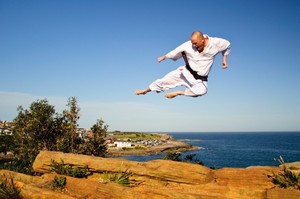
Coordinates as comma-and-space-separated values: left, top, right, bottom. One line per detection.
1, 151, 299, 199
107, 133, 198, 156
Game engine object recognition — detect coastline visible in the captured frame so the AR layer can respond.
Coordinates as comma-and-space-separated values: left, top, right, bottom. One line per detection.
0, 133, 197, 161
107, 133, 198, 156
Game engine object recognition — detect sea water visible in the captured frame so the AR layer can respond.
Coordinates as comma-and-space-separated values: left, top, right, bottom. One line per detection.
121, 132, 300, 168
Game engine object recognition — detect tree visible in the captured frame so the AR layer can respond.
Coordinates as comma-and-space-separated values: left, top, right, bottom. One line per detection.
11, 99, 64, 174
61, 97, 81, 153
13, 100, 63, 152
80, 119, 108, 157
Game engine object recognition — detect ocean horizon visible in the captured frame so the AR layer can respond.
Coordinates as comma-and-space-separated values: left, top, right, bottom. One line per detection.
121, 131, 300, 168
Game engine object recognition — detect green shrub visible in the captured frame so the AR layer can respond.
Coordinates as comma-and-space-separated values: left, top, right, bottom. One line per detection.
269, 156, 300, 190
1, 156, 35, 175
101, 169, 133, 186
163, 152, 204, 165
50, 159, 91, 178
51, 176, 66, 190
163, 152, 181, 161
183, 154, 204, 165
0, 175, 22, 199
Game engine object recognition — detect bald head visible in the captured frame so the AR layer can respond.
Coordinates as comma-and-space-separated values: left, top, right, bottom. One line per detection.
190, 30, 205, 52
191, 30, 204, 40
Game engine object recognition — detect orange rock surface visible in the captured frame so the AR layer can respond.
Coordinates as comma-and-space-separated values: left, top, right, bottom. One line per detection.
1, 151, 299, 199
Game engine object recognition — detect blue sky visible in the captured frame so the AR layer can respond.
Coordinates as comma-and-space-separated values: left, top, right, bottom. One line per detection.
1, 0, 300, 132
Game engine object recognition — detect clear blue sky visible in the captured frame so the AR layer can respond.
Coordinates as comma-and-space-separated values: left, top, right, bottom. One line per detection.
1, 0, 300, 132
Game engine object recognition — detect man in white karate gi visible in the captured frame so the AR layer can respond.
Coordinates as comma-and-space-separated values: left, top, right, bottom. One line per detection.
135, 30, 231, 98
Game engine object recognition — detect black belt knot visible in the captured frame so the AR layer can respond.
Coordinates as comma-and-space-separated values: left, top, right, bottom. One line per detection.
182, 51, 208, 81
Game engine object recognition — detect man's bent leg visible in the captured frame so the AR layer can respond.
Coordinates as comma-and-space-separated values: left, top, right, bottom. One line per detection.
165, 90, 185, 99
184, 81, 208, 97
135, 88, 151, 95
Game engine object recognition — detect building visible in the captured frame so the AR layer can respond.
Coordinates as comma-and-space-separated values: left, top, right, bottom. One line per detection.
113, 141, 132, 148
0, 121, 14, 135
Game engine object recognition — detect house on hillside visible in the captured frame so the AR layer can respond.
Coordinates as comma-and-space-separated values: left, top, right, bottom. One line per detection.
113, 141, 132, 148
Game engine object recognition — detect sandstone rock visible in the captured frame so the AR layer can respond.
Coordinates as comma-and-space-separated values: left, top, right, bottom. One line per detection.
2, 151, 299, 199
281, 161, 300, 175
282, 161, 300, 169
32, 151, 213, 185
0, 170, 75, 199
266, 187, 300, 199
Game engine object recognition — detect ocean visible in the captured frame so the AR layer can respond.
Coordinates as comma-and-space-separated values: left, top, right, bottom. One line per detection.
121, 132, 300, 168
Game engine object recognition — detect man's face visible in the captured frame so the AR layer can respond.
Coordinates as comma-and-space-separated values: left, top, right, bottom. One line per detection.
191, 35, 205, 53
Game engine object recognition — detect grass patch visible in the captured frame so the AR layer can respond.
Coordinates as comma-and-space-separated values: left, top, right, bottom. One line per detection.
121, 147, 134, 151
0, 175, 23, 199
50, 159, 91, 178
269, 156, 300, 190
101, 169, 133, 186
110, 132, 162, 140
134, 146, 146, 150
51, 176, 66, 190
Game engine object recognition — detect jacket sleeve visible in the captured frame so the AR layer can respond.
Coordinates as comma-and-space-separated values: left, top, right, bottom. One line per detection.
217, 38, 231, 56
165, 42, 188, 61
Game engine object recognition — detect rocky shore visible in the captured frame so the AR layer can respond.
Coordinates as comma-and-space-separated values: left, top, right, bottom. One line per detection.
107, 133, 198, 156
1, 151, 299, 199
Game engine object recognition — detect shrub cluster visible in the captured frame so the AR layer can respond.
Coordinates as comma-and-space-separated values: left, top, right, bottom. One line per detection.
50, 159, 91, 178
0, 175, 22, 199
269, 156, 300, 190
1, 97, 108, 175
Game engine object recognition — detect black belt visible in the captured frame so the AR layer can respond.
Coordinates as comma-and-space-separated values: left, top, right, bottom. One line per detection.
181, 51, 208, 82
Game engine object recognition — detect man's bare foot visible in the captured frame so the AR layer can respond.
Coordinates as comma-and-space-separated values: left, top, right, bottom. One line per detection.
164, 91, 185, 99
135, 88, 151, 95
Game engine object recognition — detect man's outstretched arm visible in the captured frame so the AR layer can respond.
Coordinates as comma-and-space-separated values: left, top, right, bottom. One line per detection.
157, 55, 166, 63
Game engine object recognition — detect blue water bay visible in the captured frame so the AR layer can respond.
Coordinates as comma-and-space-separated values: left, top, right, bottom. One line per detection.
121, 132, 300, 168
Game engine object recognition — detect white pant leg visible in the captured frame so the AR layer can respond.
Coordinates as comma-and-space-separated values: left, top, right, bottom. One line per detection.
149, 68, 184, 92
181, 68, 208, 96
184, 80, 208, 96
149, 66, 208, 97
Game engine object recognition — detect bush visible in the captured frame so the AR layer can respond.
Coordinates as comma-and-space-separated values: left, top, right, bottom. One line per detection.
50, 159, 91, 178
0, 175, 22, 199
269, 156, 300, 190
271, 167, 300, 190
163, 152, 204, 165
1, 155, 35, 175
183, 154, 204, 165
163, 152, 181, 161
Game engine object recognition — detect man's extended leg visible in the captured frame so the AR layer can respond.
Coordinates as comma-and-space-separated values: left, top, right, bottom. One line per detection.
135, 69, 182, 96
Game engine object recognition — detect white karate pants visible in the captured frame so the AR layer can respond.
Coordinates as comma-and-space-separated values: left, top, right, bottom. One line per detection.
149, 66, 208, 97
